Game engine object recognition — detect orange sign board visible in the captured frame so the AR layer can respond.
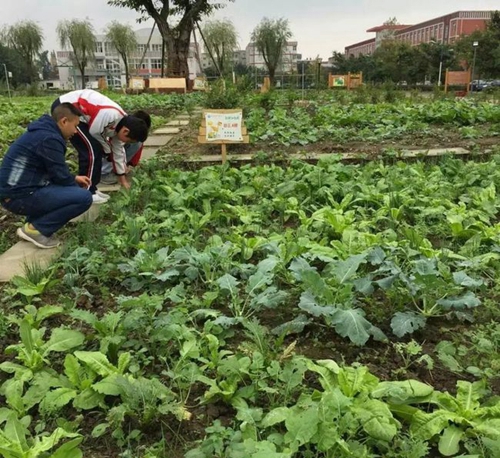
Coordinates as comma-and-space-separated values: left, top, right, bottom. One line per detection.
444, 69, 471, 94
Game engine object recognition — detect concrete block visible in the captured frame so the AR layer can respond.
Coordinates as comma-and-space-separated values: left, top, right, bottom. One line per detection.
0, 241, 60, 282
167, 120, 189, 126
98, 184, 120, 193
401, 147, 470, 157
144, 135, 174, 147
176, 114, 191, 120
141, 147, 159, 160
70, 204, 101, 223
153, 127, 180, 135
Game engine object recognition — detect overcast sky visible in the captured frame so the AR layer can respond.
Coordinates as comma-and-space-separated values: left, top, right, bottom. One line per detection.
2, 0, 499, 59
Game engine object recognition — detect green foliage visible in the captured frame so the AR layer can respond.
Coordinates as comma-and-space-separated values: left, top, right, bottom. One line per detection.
203, 79, 241, 108
4, 21, 44, 84
251, 17, 293, 85
57, 19, 96, 89
202, 19, 238, 76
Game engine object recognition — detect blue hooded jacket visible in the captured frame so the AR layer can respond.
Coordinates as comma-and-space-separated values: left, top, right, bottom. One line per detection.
0, 114, 76, 198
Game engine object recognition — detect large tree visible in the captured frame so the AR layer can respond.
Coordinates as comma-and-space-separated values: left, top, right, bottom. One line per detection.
106, 21, 138, 85
57, 19, 96, 89
454, 11, 500, 79
251, 17, 292, 86
201, 19, 238, 76
108, 0, 233, 78
5, 21, 44, 83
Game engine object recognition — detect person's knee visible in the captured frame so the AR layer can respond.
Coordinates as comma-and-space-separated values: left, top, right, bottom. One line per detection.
82, 191, 92, 210
76, 189, 93, 212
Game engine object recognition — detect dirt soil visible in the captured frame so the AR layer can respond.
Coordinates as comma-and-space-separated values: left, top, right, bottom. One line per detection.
161, 120, 499, 160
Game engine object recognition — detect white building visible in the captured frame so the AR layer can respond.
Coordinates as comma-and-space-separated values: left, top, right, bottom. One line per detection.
245, 41, 302, 73
56, 28, 202, 89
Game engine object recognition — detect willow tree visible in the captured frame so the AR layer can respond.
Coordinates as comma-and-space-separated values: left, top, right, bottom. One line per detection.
108, 0, 233, 77
57, 19, 96, 89
106, 21, 138, 85
202, 19, 238, 76
251, 17, 292, 86
6, 21, 44, 83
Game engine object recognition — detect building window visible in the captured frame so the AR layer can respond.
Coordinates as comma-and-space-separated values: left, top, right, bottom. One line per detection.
151, 43, 162, 52
137, 44, 148, 53
95, 42, 103, 53
104, 42, 116, 54
150, 58, 162, 69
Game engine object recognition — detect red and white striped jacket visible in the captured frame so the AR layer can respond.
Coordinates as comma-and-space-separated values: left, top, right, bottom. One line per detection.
59, 89, 129, 175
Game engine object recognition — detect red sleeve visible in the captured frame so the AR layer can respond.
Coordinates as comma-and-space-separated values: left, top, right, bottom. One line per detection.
127, 144, 143, 167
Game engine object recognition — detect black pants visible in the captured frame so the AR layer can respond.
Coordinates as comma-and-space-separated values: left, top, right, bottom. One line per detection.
51, 98, 104, 194
70, 122, 104, 194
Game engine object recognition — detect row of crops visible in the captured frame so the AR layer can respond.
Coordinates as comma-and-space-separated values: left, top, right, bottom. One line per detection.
1, 93, 500, 157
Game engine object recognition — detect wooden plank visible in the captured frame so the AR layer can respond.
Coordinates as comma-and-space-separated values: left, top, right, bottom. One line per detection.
202, 109, 243, 114
198, 135, 250, 144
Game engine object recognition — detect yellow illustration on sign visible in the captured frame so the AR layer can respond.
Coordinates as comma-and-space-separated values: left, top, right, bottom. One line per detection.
205, 112, 243, 142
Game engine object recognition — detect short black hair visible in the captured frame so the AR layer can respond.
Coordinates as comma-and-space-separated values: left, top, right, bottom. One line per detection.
52, 103, 82, 122
132, 110, 152, 129
116, 116, 149, 143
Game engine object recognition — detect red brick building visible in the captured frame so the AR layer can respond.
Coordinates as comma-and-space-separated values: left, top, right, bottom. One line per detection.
345, 11, 493, 57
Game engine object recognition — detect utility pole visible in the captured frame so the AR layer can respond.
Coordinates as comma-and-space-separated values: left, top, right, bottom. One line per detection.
471, 41, 479, 93
2, 64, 12, 101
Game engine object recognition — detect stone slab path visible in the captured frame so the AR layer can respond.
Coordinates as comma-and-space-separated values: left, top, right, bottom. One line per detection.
0, 242, 61, 282
0, 111, 192, 282
164, 147, 482, 164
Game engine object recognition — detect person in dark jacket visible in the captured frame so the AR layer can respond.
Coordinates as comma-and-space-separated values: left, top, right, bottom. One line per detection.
0, 103, 92, 249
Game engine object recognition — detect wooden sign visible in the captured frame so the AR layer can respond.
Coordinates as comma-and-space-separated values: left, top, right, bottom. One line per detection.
193, 77, 208, 91
148, 77, 187, 93
329, 74, 347, 87
348, 72, 363, 90
444, 69, 471, 94
198, 109, 250, 163
328, 72, 363, 90
129, 77, 145, 90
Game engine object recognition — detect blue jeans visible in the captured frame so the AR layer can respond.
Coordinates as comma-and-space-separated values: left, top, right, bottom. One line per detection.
1, 185, 92, 236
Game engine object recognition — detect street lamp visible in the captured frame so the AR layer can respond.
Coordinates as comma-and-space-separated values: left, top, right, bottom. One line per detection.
471, 41, 479, 92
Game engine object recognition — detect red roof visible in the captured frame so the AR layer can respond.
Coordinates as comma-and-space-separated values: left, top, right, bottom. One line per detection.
366, 24, 412, 32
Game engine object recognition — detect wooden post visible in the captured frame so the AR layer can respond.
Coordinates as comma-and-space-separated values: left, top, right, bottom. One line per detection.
221, 143, 227, 164
444, 69, 449, 94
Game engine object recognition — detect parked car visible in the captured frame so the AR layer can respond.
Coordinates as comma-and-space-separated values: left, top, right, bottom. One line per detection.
470, 80, 489, 92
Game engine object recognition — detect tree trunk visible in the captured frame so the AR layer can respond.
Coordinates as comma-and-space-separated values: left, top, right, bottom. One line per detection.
269, 66, 276, 87
123, 55, 130, 86
79, 65, 86, 89
156, 22, 191, 78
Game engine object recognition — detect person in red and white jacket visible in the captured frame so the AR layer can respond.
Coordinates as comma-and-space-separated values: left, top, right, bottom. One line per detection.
51, 89, 149, 203
101, 111, 151, 185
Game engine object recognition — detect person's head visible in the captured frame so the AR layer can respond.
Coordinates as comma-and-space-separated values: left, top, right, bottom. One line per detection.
115, 116, 149, 143
132, 110, 152, 129
52, 103, 82, 140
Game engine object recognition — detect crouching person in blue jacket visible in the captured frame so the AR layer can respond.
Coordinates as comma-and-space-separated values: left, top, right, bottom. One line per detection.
0, 103, 93, 249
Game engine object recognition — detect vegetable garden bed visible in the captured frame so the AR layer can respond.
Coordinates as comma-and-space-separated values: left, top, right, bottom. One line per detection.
1, 91, 500, 457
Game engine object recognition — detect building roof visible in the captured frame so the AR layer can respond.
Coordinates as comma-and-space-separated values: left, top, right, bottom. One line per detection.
345, 38, 375, 50
366, 24, 412, 33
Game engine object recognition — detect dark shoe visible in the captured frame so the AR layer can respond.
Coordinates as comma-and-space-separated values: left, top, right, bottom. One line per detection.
100, 173, 118, 185
17, 225, 61, 249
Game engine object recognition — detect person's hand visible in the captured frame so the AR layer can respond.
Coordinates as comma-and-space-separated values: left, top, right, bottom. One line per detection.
118, 174, 131, 190
75, 175, 92, 189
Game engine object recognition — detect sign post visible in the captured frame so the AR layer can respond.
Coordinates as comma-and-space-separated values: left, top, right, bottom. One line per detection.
198, 109, 250, 163
444, 69, 471, 94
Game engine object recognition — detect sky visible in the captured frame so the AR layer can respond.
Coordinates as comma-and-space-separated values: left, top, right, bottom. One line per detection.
2, 0, 499, 60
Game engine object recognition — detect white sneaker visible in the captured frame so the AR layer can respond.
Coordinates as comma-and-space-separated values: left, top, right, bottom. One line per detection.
96, 190, 110, 200
92, 193, 108, 204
